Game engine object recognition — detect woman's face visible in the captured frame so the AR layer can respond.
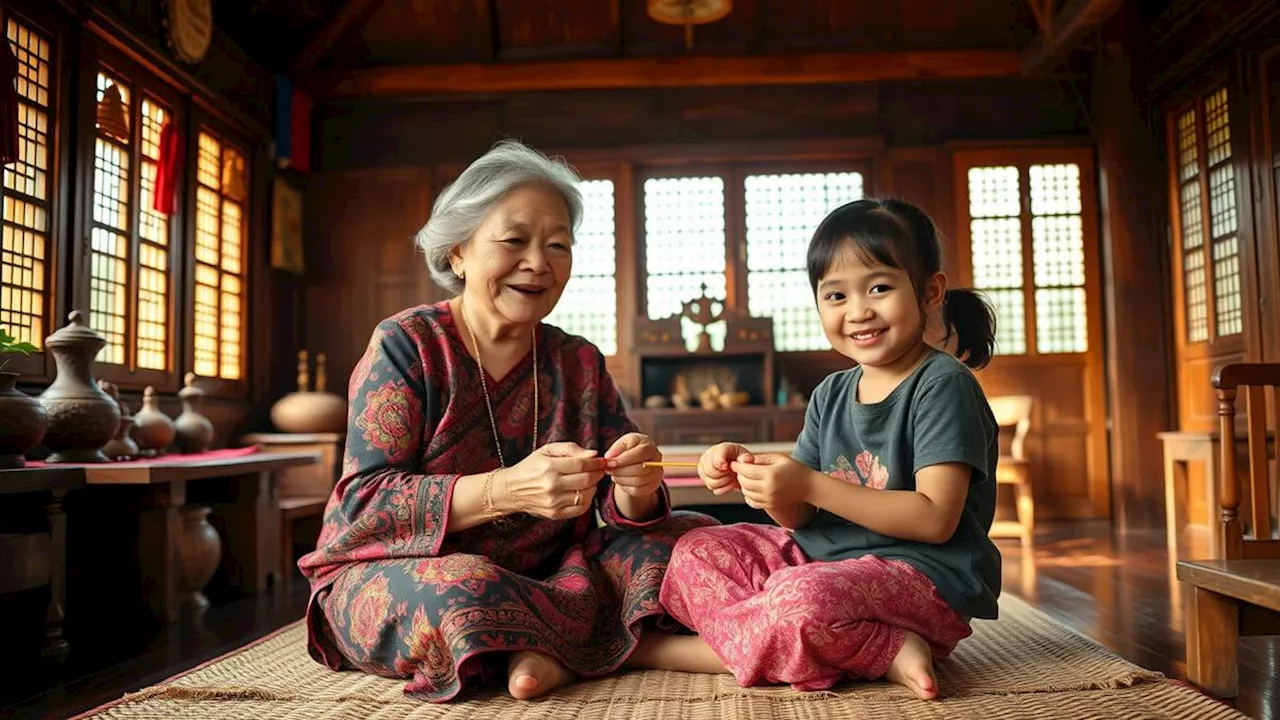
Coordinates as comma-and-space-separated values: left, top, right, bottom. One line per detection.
451, 182, 574, 331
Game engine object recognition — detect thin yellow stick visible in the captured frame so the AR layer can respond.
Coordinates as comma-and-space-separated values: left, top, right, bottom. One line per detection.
642, 461, 699, 468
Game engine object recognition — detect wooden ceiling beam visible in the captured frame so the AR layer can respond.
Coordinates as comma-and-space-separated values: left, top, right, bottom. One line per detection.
1022, 0, 1125, 76
302, 49, 1022, 100
291, 0, 391, 74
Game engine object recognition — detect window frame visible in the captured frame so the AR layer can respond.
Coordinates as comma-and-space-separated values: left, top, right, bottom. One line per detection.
183, 113, 253, 398
74, 39, 186, 392
539, 161, 629, 357
1164, 76, 1250, 356
632, 157, 874, 354
1, 1, 70, 382
735, 159, 873, 350
951, 145, 1102, 363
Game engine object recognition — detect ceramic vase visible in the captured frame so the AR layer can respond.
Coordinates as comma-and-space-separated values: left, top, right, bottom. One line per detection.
0, 371, 47, 468
98, 380, 138, 460
132, 386, 175, 457
38, 311, 120, 463
174, 372, 214, 453
177, 506, 221, 613
269, 350, 346, 433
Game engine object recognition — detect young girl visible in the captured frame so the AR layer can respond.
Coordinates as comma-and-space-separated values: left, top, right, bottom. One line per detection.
653, 197, 1002, 701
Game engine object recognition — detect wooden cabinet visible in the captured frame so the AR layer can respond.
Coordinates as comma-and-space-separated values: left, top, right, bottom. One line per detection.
241, 433, 343, 499
627, 300, 808, 445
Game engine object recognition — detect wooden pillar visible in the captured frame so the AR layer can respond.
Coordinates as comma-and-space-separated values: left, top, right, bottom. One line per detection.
1091, 7, 1177, 531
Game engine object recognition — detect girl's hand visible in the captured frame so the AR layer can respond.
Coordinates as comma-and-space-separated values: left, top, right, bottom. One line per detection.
497, 442, 607, 520
604, 432, 664, 499
730, 453, 814, 510
699, 442, 749, 495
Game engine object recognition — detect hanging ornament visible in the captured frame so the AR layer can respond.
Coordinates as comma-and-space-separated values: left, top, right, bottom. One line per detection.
96, 83, 129, 142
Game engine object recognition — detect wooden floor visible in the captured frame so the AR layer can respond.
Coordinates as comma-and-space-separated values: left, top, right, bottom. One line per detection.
1, 520, 1276, 719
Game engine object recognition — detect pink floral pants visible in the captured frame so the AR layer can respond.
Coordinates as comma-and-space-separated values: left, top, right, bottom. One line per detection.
660, 523, 973, 691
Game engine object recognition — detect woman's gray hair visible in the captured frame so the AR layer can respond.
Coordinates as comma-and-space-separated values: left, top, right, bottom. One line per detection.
417, 139, 584, 294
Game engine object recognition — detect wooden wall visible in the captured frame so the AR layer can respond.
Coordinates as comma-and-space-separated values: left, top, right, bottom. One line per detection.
1091, 0, 1280, 530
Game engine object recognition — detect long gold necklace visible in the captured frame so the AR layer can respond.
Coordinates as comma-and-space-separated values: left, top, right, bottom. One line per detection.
460, 299, 538, 470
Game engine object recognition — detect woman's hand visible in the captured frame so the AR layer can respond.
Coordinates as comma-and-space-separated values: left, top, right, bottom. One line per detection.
605, 432, 663, 499
495, 441, 607, 520
698, 442, 749, 496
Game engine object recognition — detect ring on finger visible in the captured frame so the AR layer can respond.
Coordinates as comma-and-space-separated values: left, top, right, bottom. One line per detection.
574, 489, 581, 506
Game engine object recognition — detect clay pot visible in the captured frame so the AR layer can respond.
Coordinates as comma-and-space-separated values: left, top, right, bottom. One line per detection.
132, 386, 175, 457
270, 350, 346, 433
98, 381, 138, 460
271, 392, 346, 433
38, 311, 120, 463
178, 506, 222, 613
0, 372, 47, 468
174, 373, 214, 453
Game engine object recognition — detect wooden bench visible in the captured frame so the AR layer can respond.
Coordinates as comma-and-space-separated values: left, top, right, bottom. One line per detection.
1177, 363, 1280, 699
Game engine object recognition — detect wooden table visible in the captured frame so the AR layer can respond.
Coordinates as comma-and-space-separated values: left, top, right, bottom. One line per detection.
78, 451, 319, 622
658, 441, 796, 507
0, 466, 84, 662
1160, 430, 1275, 562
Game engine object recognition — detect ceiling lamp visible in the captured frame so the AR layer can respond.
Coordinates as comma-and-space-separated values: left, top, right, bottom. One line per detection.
647, 0, 733, 50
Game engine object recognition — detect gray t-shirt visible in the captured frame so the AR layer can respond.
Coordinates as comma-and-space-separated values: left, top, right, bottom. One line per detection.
791, 349, 1002, 620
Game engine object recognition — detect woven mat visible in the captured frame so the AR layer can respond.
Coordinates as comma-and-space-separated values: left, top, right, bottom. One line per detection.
76, 594, 1247, 719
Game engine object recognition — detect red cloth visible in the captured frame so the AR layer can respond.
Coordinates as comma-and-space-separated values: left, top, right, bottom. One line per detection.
660, 523, 973, 691
289, 89, 312, 174
29, 445, 260, 468
153, 119, 183, 214
0, 37, 19, 165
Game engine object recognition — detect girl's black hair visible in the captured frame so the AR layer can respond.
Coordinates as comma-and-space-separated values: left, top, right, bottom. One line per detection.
806, 197, 997, 369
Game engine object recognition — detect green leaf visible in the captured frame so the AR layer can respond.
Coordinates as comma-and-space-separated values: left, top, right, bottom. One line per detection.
0, 328, 13, 345
9, 342, 38, 355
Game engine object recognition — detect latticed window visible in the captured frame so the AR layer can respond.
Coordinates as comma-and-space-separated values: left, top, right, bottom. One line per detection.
959, 155, 1090, 356
88, 69, 175, 372
90, 71, 132, 365
643, 176, 727, 352
1173, 86, 1241, 344
544, 178, 617, 355
1, 16, 54, 352
193, 129, 247, 381
744, 172, 864, 351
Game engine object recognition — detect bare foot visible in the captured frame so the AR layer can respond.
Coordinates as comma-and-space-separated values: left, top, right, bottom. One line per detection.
507, 650, 576, 700
624, 633, 729, 674
883, 631, 938, 700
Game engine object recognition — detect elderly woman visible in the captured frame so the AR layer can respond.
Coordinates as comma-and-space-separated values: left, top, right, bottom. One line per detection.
298, 140, 719, 702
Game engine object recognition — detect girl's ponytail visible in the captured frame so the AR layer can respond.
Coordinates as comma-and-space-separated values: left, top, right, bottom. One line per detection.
942, 288, 997, 369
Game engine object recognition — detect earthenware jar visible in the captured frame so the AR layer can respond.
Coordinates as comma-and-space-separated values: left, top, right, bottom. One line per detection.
0, 371, 47, 468
174, 372, 214, 453
269, 350, 346, 433
132, 386, 175, 457
38, 311, 120, 463
178, 506, 221, 613
99, 380, 138, 460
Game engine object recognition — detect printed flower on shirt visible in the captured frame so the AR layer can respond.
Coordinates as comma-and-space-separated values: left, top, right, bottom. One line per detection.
829, 455, 861, 485
828, 451, 890, 490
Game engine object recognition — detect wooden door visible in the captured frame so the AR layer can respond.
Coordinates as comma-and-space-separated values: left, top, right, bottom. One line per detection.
952, 146, 1110, 520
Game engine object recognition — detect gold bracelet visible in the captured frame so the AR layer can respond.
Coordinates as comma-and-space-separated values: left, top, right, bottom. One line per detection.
482, 468, 501, 519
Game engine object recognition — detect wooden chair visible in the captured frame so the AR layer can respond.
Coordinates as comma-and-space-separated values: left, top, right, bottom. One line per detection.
1177, 363, 1280, 698
987, 395, 1035, 547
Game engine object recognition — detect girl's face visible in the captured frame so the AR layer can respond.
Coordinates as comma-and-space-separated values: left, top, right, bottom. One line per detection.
450, 182, 574, 331
815, 244, 945, 371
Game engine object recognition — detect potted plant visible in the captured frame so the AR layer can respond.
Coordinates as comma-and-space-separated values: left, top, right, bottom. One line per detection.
0, 328, 47, 468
